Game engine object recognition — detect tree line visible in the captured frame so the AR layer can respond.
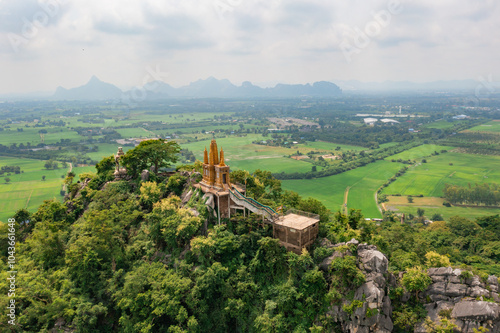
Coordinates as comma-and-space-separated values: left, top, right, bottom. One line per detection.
443, 183, 500, 207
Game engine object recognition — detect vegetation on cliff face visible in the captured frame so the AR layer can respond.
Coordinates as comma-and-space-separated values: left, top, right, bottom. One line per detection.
0, 144, 499, 332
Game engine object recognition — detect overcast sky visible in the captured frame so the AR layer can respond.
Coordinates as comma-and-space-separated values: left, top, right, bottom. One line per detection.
0, 0, 499, 93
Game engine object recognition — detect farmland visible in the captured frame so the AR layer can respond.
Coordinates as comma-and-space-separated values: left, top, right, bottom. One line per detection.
282, 160, 403, 218
1, 98, 500, 223
0, 157, 97, 222
465, 120, 500, 133
381, 152, 500, 197
383, 195, 500, 220
181, 134, 344, 173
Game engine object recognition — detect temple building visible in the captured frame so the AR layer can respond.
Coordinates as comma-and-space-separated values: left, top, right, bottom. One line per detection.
200, 139, 231, 190
196, 138, 319, 253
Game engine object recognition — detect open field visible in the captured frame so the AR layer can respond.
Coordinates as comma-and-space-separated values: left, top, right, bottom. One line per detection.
465, 120, 500, 133
282, 160, 403, 218
424, 120, 457, 129
0, 157, 67, 222
384, 195, 500, 221
298, 141, 365, 152
0, 127, 82, 145
0, 157, 96, 222
382, 152, 500, 197
386, 144, 453, 161
115, 127, 156, 138
181, 134, 321, 173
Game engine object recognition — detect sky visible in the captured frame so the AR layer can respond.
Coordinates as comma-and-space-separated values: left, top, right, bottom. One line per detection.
0, 0, 499, 94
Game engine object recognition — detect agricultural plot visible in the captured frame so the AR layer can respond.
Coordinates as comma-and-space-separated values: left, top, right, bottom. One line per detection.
181, 134, 317, 173
0, 157, 96, 222
382, 152, 500, 197
465, 120, 500, 133
386, 144, 453, 161
424, 120, 457, 129
115, 127, 156, 138
0, 157, 66, 222
85, 144, 133, 162
0, 127, 81, 145
298, 141, 365, 152
386, 200, 500, 221
282, 160, 403, 218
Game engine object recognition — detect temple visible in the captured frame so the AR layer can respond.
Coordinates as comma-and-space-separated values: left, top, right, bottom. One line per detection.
200, 139, 231, 190
195, 138, 320, 254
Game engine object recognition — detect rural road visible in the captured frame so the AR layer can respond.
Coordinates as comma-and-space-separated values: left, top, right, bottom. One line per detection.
343, 186, 350, 215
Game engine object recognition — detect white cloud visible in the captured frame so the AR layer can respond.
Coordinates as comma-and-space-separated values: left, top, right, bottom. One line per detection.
0, 0, 499, 93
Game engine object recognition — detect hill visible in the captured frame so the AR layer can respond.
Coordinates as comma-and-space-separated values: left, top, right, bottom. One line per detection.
52, 76, 123, 100
1, 143, 500, 331
50, 76, 342, 100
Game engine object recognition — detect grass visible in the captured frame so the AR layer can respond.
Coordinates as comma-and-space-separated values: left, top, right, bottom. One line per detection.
181, 134, 319, 173
465, 120, 500, 133
0, 127, 81, 145
115, 128, 156, 138
299, 141, 365, 152
387, 203, 500, 221
386, 144, 453, 161
0, 157, 95, 223
282, 160, 403, 218
424, 120, 457, 129
382, 152, 500, 197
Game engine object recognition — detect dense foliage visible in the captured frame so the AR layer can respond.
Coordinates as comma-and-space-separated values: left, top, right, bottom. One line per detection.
444, 183, 500, 206
1, 145, 499, 331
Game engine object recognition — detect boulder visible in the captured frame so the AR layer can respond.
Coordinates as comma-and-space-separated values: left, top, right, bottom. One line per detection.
358, 248, 388, 274
451, 301, 500, 321
355, 281, 384, 305
488, 275, 499, 286
470, 286, 490, 298
428, 267, 453, 276
319, 251, 345, 272
444, 283, 468, 297
427, 282, 446, 295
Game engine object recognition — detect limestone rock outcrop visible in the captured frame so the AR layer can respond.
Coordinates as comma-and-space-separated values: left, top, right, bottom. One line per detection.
415, 267, 500, 332
319, 238, 500, 332
321, 240, 394, 333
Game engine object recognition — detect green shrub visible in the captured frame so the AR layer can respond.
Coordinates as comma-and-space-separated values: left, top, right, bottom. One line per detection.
342, 300, 363, 315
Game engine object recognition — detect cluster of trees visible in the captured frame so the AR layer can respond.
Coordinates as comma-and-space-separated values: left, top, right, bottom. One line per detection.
296, 122, 414, 148
0, 165, 21, 175
274, 141, 420, 180
444, 183, 500, 206
44, 159, 60, 169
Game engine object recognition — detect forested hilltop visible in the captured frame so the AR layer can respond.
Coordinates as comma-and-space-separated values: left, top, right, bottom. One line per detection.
1, 141, 500, 332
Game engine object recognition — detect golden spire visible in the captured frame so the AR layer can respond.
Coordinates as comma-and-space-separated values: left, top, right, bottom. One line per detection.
203, 147, 208, 164
219, 148, 225, 166
209, 139, 219, 165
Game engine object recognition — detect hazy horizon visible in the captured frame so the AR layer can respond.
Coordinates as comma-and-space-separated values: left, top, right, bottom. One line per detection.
1, 0, 499, 94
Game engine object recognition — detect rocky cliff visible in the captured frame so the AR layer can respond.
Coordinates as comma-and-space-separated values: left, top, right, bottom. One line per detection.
319, 239, 500, 333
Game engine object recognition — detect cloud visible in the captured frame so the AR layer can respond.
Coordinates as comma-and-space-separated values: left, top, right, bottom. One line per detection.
0, 0, 499, 93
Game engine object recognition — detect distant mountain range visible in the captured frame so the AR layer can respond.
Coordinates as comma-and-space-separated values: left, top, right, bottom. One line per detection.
333, 79, 496, 92
2, 77, 496, 101
51, 76, 342, 100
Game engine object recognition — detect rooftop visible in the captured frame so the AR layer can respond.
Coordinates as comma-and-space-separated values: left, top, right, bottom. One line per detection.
275, 212, 319, 231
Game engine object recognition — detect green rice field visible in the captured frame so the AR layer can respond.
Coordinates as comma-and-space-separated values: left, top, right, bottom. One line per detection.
466, 120, 500, 133
282, 160, 403, 218
382, 152, 500, 197
386, 144, 453, 161
0, 157, 95, 222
